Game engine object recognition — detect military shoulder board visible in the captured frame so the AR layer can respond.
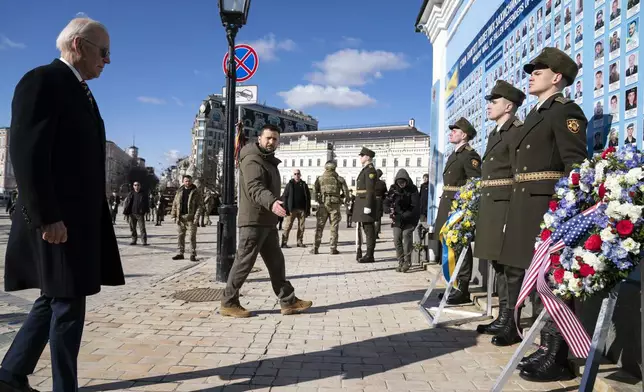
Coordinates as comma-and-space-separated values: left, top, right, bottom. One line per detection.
464, 145, 473, 151
554, 96, 571, 105
513, 119, 523, 127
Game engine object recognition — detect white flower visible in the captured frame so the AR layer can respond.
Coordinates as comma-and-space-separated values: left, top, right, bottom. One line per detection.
621, 238, 641, 253
580, 181, 591, 193
571, 257, 581, 270
543, 213, 555, 228
564, 271, 576, 281
582, 252, 603, 271
594, 161, 608, 184
604, 175, 624, 199
639, 185, 644, 193
568, 277, 582, 292
556, 187, 566, 197
605, 201, 623, 219
565, 191, 576, 202
617, 203, 643, 223
573, 246, 585, 258
600, 227, 617, 242
625, 168, 644, 185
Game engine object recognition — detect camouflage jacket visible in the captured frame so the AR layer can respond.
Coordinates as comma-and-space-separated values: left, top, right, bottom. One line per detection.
314, 170, 349, 206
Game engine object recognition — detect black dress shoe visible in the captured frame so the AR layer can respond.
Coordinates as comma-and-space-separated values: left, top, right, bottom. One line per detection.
330, 249, 340, 255
476, 307, 508, 335
358, 256, 375, 263
296, 243, 306, 248
172, 254, 185, 260
190, 255, 198, 262
491, 317, 522, 346
446, 290, 472, 305
0, 380, 39, 392
281, 243, 290, 249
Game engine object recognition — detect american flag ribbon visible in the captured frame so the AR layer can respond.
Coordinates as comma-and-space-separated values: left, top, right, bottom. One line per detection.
514, 202, 602, 358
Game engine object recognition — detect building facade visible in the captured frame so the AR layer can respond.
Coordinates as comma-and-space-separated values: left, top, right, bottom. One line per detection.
0, 127, 16, 194
190, 95, 319, 190
105, 141, 133, 195
275, 120, 431, 192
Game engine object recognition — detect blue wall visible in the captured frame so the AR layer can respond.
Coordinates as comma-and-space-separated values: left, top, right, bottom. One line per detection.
447, 0, 506, 70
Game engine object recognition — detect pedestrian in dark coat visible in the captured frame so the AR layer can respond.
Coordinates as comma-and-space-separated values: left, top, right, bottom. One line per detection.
354, 147, 378, 263
433, 117, 481, 305
1, 17, 124, 392
473, 80, 526, 347
385, 169, 420, 272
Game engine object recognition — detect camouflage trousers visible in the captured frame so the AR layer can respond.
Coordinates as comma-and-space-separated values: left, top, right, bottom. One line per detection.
177, 215, 198, 256
314, 203, 341, 250
282, 209, 306, 245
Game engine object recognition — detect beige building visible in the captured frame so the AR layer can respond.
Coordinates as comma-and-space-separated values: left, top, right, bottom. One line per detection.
276, 120, 431, 192
105, 141, 136, 195
0, 127, 16, 194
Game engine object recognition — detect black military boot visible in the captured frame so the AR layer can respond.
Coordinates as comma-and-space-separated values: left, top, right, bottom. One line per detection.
491, 311, 522, 346
310, 248, 319, 255
296, 242, 306, 248
400, 258, 411, 273
518, 329, 550, 370
129, 239, 137, 245
520, 333, 574, 381
330, 248, 340, 255
395, 258, 404, 272
476, 306, 508, 335
446, 281, 472, 305
281, 241, 290, 249
359, 248, 375, 263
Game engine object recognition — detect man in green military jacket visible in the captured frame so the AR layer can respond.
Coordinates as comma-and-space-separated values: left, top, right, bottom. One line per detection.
434, 117, 481, 305
354, 147, 378, 263
473, 80, 526, 347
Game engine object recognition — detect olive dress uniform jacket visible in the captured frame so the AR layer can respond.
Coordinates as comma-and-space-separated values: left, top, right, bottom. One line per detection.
5, 59, 125, 298
500, 94, 588, 269
433, 144, 482, 239
353, 162, 378, 223
473, 117, 523, 261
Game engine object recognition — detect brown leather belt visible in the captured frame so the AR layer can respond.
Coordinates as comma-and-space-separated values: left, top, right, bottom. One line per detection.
514, 171, 565, 183
442, 185, 460, 192
480, 178, 513, 188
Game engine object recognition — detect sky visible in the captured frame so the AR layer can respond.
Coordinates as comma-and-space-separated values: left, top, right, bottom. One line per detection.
0, 0, 433, 172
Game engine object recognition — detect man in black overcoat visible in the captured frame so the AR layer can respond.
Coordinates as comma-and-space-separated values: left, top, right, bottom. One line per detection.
0, 17, 124, 392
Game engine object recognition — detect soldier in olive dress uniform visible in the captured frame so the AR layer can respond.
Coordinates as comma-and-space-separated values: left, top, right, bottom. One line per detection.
499, 47, 587, 382
354, 147, 378, 263
473, 80, 526, 347
434, 117, 481, 305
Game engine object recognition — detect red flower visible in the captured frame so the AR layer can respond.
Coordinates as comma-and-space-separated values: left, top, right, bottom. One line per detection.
616, 220, 634, 236
553, 268, 565, 284
602, 146, 616, 159
598, 183, 606, 199
570, 172, 580, 185
579, 264, 596, 277
584, 234, 602, 252
549, 200, 558, 211
550, 254, 561, 267
540, 229, 552, 241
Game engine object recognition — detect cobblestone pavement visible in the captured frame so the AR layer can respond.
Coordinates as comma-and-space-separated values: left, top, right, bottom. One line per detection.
0, 213, 583, 391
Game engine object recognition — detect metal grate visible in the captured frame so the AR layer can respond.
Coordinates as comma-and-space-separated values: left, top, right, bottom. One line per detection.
172, 288, 224, 302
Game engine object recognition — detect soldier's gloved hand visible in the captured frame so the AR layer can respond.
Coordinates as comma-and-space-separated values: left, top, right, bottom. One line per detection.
363, 207, 371, 214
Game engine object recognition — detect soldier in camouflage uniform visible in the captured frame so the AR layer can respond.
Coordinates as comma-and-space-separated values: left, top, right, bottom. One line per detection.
201, 189, 215, 227
311, 161, 349, 255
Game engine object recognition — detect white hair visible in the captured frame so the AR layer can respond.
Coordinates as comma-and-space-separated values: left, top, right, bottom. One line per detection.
55, 17, 107, 54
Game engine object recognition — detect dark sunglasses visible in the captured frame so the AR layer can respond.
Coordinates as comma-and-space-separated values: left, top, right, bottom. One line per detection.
294, 173, 301, 176
82, 38, 110, 58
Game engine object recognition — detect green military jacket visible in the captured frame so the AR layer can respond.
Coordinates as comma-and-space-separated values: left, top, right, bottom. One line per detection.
353, 162, 378, 223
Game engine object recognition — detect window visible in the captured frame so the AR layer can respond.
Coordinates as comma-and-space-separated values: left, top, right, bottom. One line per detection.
352, 159, 357, 167
291, 159, 295, 167
283, 176, 287, 184
307, 175, 312, 183
417, 158, 422, 167
308, 159, 312, 166
208, 140, 213, 146
208, 131, 214, 137
300, 159, 303, 166
317, 158, 321, 166
343, 159, 347, 167
351, 177, 356, 186
405, 158, 410, 167
284, 160, 288, 167
382, 158, 386, 167
394, 158, 398, 167
416, 177, 421, 186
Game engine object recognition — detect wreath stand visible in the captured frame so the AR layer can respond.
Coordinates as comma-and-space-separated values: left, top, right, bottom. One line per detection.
418, 244, 493, 327
491, 285, 620, 392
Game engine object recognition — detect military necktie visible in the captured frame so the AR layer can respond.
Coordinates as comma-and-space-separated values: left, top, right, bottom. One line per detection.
80, 81, 94, 107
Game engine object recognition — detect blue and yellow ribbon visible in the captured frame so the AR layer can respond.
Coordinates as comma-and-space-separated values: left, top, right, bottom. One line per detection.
439, 209, 465, 285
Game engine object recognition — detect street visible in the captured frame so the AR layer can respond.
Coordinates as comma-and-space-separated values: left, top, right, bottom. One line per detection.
0, 212, 603, 391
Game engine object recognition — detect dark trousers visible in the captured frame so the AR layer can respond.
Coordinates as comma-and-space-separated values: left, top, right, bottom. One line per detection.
110, 207, 118, 224
532, 294, 573, 335
361, 222, 376, 257
393, 225, 414, 263
346, 214, 353, 228
129, 213, 147, 242
223, 226, 295, 307
454, 245, 473, 284
0, 295, 86, 392
374, 218, 382, 235
492, 260, 525, 309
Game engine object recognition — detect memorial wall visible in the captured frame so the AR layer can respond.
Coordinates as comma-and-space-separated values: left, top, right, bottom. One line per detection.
443, 0, 641, 161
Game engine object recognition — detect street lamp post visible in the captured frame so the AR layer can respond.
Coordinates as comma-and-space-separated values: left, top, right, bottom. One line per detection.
216, 0, 251, 283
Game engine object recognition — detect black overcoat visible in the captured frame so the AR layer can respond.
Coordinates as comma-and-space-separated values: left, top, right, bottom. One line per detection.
5, 59, 125, 298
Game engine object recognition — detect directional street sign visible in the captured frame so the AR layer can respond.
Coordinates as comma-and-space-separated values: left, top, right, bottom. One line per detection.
223, 44, 259, 82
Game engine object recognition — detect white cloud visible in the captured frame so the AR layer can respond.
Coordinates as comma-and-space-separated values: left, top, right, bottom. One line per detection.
340, 36, 362, 47
0, 35, 26, 50
171, 96, 184, 106
244, 34, 295, 62
278, 85, 376, 110
308, 49, 409, 87
137, 96, 166, 105
164, 149, 181, 163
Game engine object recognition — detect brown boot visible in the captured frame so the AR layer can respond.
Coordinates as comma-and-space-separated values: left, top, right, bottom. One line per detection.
220, 303, 252, 318
281, 298, 313, 315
